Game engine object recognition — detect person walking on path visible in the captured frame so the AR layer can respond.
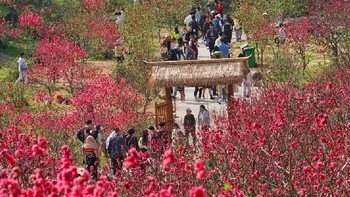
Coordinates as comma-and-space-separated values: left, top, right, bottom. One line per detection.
82, 129, 100, 180
223, 18, 233, 43
215, 0, 224, 18
184, 108, 196, 147
218, 37, 230, 58
106, 128, 126, 175
234, 18, 242, 42
184, 43, 196, 60
188, 35, 198, 59
77, 120, 93, 143
152, 122, 170, 157
198, 105, 210, 130
125, 127, 139, 151
138, 129, 150, 152
206, 23, 218, 55
162, 33, 172, 52
242, 70, 253, 99
15, 52, 28, 84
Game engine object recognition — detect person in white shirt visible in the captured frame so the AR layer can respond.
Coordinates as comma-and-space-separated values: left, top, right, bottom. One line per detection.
198, 105, 210, 129
115, 8, 125, 25
242, 70, 253, 99
15, 52, 28, 84
234, 18, 242, 42
184, 12, 195, 27
214, 32, 223, 47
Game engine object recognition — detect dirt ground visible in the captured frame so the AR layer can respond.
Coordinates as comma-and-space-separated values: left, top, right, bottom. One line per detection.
89, 60, 115, 75
0, 53, 14, 62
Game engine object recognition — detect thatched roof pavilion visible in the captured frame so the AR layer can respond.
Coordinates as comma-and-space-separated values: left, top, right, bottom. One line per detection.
146, 57, 250, 87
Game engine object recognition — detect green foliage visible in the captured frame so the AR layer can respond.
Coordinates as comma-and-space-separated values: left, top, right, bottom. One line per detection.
103, 0, 132, 13
153, 0, 196, 30
233, 0, 306, 22
265, 49, 305, 86
336, 28, 350, 66
43, 0, 80, 24
117, 2, 158, 93
0, 39, 36, 57
0, 60, 17, 82
0, 83, 30, 109
0, 6, 11, 17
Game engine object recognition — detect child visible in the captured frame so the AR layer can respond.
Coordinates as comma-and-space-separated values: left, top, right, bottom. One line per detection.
242, 70, 253, 99
172, 123, 186, 152
184, 43, 195, 60
160, 43, 169, 60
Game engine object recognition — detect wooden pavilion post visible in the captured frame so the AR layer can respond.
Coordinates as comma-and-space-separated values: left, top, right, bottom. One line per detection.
164, 86, 174, 130
227, 84, 234, 111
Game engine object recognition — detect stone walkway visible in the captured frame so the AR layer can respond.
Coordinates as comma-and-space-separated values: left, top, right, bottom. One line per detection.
173, 37, 249, 126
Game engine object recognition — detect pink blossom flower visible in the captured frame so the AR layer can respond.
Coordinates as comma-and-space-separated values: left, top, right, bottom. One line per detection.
189, 186, 205, 197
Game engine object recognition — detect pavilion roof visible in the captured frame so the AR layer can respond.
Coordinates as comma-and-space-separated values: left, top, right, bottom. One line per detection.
146, 57, 250, 87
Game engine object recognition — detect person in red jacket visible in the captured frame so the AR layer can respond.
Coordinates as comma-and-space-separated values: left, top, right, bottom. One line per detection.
215, 0, 224, 18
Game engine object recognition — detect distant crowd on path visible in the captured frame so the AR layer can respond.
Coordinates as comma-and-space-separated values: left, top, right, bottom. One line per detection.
77, 105, 210, 179
159, 0, 255, 102
160, 0, 241, 62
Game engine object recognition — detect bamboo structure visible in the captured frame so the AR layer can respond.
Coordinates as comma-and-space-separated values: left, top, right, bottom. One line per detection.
145, 57, 250, 126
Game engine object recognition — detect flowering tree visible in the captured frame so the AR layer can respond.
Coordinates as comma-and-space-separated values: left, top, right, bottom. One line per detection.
307, 0, 350, 65
71, 76, 144, 130
2, 66, 350, 195
237, 1, 275, 66
30, 36, 93, 94
0, 18, 7, 37
18, 11, 44, 39
62, 0, 122, 59
285, 18, 313, 71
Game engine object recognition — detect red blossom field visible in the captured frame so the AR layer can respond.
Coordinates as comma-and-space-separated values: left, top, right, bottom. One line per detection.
1, 0, 350, 196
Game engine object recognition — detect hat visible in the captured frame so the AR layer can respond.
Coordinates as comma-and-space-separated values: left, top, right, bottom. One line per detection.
262, 12, 268, 16
186, 108, 192, 112
165, 33, 170, 37
215, 14, 221, 19
210, 10, 215, 14
159, 122, 166, 127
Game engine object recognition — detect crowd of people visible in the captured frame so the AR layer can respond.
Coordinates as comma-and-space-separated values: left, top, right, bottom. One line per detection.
159, 0, 251, 103
78, 105, 210, 179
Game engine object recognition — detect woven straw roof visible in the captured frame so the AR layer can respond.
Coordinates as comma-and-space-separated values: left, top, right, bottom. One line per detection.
146, 57, 250, 87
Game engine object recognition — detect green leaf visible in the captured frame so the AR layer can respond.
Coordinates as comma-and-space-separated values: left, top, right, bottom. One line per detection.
224, 182, 230, 192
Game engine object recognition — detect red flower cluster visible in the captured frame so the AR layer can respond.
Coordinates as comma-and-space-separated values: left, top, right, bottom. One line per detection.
194, 159, 206, 180
19, 11, 43, 30
124, 148, 141, 168
163, 149, 176, 169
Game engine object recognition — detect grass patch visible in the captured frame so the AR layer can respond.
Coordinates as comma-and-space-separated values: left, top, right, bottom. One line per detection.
0, 60, 17, 82
0, 6, 10, 17
0, 67, 16, 82
0, 39, 36, 58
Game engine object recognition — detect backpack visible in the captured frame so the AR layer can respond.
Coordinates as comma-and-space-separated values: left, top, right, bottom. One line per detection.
107, 136, 119, 158
126, 135, 138, 150
91, 129, 99, 140
77, 128, 86, 142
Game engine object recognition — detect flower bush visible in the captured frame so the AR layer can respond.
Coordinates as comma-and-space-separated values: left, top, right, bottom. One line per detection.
2, 0, 350, 196
2, 66, 350, 196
